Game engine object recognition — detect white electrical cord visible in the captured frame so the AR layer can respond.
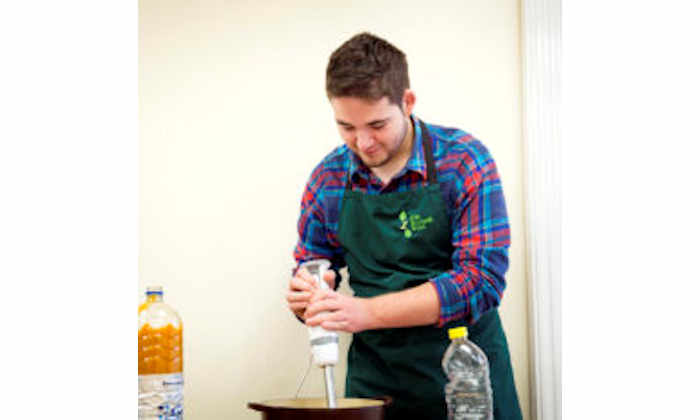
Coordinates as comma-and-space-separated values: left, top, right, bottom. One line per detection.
294, 353, 313, 399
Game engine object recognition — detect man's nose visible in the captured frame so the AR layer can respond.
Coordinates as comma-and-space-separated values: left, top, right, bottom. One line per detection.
356, 131, 374, 151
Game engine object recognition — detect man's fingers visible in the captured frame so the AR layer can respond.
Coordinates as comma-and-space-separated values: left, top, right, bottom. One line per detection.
321, 310, 345, 323
323, 270, 336, 289
306, 295, 339, 318
309, 289, 336, 304
297, 267, 318, 287
305, 311, 330, 326
288, 302, 308, 311
320, 320, 349, 332
286, 291, 311, 302
290, 276, 314, 292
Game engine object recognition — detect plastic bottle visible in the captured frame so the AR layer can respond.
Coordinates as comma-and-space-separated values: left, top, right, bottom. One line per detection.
138, 286, 184, 419
442, 326, 493, 420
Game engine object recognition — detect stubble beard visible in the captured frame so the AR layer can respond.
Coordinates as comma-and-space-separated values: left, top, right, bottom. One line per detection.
363, 117, 409, 169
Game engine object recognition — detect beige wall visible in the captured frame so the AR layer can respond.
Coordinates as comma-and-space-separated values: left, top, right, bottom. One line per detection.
139, 0, 529, 419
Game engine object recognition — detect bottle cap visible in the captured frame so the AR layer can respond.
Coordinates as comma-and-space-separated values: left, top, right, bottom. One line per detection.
145, 285, 163, 295
448, 326, 467, 340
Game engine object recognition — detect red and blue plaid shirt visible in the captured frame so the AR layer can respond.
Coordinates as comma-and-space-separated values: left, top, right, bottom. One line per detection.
294, 116, 511, 327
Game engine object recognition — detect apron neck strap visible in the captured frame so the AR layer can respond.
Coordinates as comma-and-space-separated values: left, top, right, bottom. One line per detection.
345, 118, 437, 190
419, 120, 437, 185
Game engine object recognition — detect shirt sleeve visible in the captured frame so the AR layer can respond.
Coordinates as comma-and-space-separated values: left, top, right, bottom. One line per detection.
429, 140, 511, 327
293, 163, 346, 290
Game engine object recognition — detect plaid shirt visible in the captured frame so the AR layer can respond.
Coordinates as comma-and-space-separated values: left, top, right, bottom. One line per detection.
294, 116, 510, 327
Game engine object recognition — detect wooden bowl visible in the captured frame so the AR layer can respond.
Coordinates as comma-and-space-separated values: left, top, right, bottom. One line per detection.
248, 397, 392, 420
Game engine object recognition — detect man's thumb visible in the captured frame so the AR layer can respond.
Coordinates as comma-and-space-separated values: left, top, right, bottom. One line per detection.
323, 270, 336, 288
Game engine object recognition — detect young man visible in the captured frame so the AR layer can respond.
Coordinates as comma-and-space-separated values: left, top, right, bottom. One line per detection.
287, 32, 522, 420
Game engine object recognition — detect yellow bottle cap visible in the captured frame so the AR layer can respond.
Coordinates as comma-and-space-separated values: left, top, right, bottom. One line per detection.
448, 326, 467, 340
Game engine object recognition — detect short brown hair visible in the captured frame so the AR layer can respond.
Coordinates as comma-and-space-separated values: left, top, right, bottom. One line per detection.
325, 32, 410, 106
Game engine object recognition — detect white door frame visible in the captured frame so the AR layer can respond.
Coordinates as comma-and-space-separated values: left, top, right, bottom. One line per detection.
521, 0, 562, 419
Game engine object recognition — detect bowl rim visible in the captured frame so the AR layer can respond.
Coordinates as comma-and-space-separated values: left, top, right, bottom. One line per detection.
247, 396, 393, 413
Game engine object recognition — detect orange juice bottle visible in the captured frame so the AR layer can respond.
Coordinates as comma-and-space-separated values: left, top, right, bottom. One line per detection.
138, 286, 183, 419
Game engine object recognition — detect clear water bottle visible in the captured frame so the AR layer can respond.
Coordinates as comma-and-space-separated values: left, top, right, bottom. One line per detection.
138, 285, 184, 419
442, 326, 493, 420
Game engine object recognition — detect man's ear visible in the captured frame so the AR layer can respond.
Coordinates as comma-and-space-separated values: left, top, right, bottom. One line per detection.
402, 89, 416, 116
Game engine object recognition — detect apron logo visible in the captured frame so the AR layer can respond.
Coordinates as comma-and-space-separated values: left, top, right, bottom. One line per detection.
398, 210, 433, 238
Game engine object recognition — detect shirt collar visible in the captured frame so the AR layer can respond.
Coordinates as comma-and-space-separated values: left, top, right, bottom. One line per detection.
348, 114, 428, 182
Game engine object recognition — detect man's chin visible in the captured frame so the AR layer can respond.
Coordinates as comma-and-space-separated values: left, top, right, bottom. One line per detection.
363, 158, 389, 168
359, 153, 389, 168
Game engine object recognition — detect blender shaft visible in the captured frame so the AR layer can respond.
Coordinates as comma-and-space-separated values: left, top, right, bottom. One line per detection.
323, 366, 337, 408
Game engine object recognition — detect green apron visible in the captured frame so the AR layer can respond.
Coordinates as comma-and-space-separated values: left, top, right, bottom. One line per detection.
337, 120, 522, 420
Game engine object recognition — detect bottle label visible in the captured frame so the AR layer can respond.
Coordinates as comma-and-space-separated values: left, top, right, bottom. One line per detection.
139, 372, 184, 419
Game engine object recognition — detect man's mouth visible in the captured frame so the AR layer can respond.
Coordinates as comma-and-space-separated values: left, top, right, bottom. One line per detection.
363, 146, 378, 155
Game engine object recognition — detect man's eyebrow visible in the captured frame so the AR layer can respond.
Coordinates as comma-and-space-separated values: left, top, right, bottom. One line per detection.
335, 118, 390, 127
368, 118, 390, 126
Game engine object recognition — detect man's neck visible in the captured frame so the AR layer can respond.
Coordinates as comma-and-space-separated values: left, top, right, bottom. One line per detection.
371, 119, 414, 185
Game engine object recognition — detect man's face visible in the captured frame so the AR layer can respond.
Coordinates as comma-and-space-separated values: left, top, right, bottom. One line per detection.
330, 95, 412, 169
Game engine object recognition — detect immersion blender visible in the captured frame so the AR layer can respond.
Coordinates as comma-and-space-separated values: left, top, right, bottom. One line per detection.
300, 259, 338, 408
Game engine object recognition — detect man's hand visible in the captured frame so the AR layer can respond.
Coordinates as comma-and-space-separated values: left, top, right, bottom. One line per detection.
304, 289, 374, 333
286, 266, 336, 320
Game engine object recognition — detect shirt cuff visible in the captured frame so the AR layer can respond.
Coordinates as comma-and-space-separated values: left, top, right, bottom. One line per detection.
429, 272, 468, 328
